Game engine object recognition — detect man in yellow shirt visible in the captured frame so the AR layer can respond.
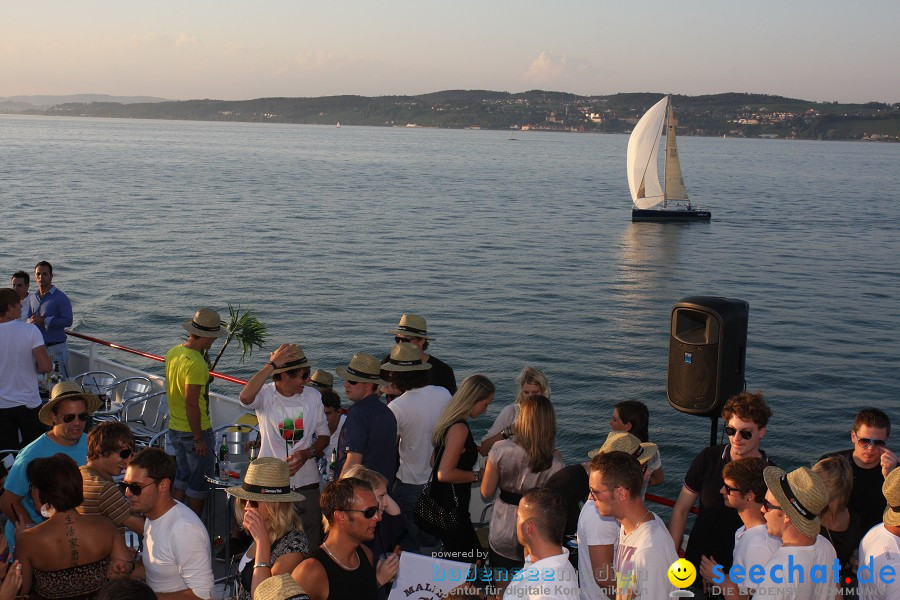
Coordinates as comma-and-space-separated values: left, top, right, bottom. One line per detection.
166, 307, 228, 516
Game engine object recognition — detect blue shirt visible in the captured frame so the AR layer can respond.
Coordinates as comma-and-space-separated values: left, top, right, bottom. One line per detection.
3, 432, 88, 552
23, 286, 73, 345
337, 394, 398, 486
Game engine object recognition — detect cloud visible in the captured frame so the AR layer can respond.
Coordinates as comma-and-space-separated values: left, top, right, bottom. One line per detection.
175, 32, 199, 48
524, 51, 589, 86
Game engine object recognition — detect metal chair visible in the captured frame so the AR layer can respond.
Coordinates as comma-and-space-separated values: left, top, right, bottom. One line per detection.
110, 376, 154, 405
74, 371, 118, 397
0, 449, 20, 480
122, 391, 169, 447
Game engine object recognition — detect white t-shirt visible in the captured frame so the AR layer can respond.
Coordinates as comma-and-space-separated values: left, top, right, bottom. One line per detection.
245, 382, 329, 488
503, 549, 579, 600
734, 523, 782, 574
614, 513, 677, 599
0, 320, 44, 409
318, 413, 346, 483
576, 501, 619, 600
858, 524, 900, 600
388, 385, 451, 484
143, 501, 213, 598
484, 403, 518, 441
751, 535, 837, 600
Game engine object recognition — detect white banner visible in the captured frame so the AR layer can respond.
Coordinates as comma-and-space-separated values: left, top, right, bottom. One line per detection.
388, 552, 476, 600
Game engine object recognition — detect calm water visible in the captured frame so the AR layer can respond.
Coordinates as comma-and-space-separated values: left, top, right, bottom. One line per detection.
2, 114, 898, 504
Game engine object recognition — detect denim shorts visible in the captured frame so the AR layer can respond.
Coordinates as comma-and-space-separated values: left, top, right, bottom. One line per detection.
169, 428, 215, 499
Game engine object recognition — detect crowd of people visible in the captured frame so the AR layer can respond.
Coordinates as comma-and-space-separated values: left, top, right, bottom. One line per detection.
2, 269, 899, 600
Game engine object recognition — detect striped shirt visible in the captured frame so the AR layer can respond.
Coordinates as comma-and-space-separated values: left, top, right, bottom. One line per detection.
78, 465, 132, 533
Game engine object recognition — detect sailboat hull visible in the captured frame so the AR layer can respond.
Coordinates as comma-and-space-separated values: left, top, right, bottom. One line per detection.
632, 208, 711, 222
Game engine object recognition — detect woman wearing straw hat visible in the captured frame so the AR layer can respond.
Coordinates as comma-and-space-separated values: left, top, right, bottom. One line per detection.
227, 458, 310, 600
253, 573, 310, 600
480, 366, 550, 457
480, 394, 563, 591
430, 375, 495, 559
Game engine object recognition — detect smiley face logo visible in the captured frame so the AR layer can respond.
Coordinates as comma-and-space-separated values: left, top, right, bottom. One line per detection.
667, 558, 696, 588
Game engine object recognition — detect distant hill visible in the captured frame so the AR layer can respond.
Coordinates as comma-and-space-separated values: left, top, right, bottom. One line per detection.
0, 94, 168, 110
5, 90, 898, 141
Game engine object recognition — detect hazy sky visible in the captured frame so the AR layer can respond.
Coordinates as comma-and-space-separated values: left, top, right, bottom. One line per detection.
3, 0, 898, 103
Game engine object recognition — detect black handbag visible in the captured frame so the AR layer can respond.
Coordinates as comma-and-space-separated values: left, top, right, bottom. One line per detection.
414, 433, 459, 534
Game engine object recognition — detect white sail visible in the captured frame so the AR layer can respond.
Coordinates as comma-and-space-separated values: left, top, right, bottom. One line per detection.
664, 100, 689, 201
626, 96, 668, 210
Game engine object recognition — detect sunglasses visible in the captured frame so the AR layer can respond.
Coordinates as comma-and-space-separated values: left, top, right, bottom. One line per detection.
722, 483, 742, 495
342, 505, 379, 519
241, 499, 260, 508
724, 426, 753, 441
761, 498, 782, 512
109, 448, 134, 459
855, 435, 887, 449
394, 336, 416, 344
61, 413, 90, 424
118, 479, 159, 496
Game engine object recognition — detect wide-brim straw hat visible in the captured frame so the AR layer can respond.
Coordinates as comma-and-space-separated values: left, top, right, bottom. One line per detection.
271, 346, 311, 376
588, 431, 658, 467
254, 573, 309, 600
883, 467, 900, 527
380, 342, 432, 372
39, 382, 102, 426
387, 313, 433, 340
336, 353, 387, 386
182, 307, 229, 338
226, 457, 305, 502
306, 369, 333, 391
764, 466, 828, 538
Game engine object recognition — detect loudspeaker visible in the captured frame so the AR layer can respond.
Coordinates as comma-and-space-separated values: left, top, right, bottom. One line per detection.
667, 296, 749, 416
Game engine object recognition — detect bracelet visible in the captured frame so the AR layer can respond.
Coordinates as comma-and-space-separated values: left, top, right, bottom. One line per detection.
253, 562, 273, 569
501, 426, 512, 440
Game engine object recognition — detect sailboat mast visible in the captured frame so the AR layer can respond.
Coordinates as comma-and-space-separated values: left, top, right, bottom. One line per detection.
664, 98, 689, 206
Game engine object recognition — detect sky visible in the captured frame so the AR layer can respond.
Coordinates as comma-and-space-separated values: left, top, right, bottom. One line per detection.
2, 0, 898, 103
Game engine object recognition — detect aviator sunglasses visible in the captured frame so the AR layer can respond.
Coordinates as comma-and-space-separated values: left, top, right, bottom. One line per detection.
854, 435, 887, 449
61, 412, 90, 424
341, 505, 380, 519
724, 425, 753, 441
118, 479, 160, 495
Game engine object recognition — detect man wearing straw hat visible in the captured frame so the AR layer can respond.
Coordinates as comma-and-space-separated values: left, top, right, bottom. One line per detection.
240, 343, 330, 547
124, 448, 214, 600
382, 342, 451, 553
0, 381, 100, 554
166, 307, 229, 517
589, 450, 676, 599
750, 466, 837, 600
387, 313, 456, 394
856, 467, 900, 600
577, 432, 659, 600
334, 353, 396, 483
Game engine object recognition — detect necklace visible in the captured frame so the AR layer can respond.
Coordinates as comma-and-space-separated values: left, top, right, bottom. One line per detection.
321, 542, 359, 571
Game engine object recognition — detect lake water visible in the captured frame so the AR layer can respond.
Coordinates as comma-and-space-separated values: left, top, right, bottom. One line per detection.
2, 114, 898, 505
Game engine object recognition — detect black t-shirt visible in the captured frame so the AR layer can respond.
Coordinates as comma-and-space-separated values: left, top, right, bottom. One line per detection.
545, 463, 590, 536
426, 355, 457, 395
683, 443, 773, 570
821, 448, 886, 532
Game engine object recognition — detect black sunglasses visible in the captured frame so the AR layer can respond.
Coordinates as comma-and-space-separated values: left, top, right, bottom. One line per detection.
118, 479, 159, 496
114, 448, 134, 460
394, 336, 416, 344
61, 412, 90, 424
724, 426, 753, 441
342, 505, 379, 519
761, 498, 782, 512
722, 483, 742, 495
241, 499, 260, 508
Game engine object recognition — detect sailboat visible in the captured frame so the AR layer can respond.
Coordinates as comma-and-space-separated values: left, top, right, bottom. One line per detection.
627, 95, 710, 221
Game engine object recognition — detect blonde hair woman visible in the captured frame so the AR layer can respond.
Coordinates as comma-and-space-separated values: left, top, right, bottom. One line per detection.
429, 375, 495, 557
481, 394, 562, 579
480, 366, 550, 456
812, 456, 862, 591
227, 458, 309, 600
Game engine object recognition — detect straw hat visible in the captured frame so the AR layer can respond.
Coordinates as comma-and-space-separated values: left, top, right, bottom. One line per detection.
226, 457, 305, 502
306, 369, 333, 391
39, 382, 102, 426
336, 353, 388, 386
387, 313, 433, 340
182, 308, 229, 338
271, 346, 311, 376
588, 431, 659, 467
883, 467, 900, 527
380, 342, 432, 372
763, 466, 828, 538
254, 574, 310, 600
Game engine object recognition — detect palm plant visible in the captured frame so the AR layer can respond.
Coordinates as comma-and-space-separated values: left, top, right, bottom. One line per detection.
208, 304, 268, 373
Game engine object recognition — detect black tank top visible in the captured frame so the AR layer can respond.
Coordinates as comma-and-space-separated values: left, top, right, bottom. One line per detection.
311, 545, 378, 600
